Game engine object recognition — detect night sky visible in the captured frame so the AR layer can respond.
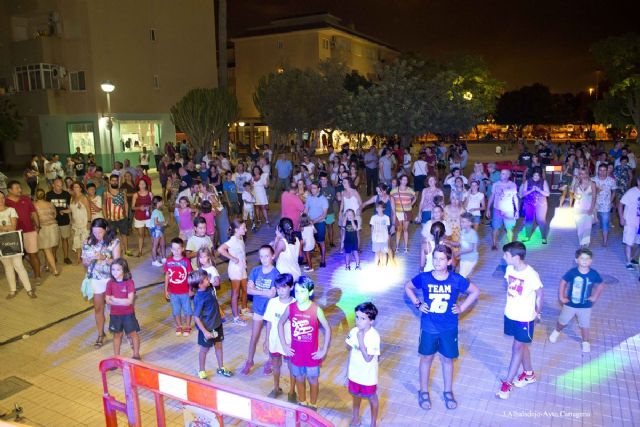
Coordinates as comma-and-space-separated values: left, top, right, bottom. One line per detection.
228, 0, 638, 93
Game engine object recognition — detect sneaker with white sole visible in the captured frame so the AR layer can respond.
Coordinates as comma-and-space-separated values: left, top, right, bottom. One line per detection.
152, 260, 163, 267
549, 329, 560, 343
303, 266, 314, 272
496, 380, 513, 399
582, 341, 591, 353
513, 371, 536, 388
232, 317, 246, 326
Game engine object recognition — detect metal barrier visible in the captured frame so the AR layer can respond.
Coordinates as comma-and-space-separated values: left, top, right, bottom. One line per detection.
99, 356, 334, 427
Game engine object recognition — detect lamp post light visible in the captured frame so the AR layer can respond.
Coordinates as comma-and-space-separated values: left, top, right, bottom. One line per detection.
588, 87, 594, 97
100, 81, 116, 167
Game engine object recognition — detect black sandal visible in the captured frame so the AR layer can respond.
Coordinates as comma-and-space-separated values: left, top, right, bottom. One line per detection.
418, 391, 431, 410
443, 391, 458, 409
94, 334, 105, 348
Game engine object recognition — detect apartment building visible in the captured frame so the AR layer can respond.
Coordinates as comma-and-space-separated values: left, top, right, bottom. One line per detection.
231, 13, 399, 146
0, 0, 217, 168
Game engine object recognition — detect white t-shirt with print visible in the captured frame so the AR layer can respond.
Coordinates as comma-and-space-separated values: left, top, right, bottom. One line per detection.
620, 187, 640, 226
504, 264, 543, 322
466, 192, 485, 216
346, 327, 381, 386
370, 214, 390, 243
263, 297, 295, 355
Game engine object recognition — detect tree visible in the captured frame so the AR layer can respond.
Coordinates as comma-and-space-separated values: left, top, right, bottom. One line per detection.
253, 60, 348, 148
170, 88, 238, 156
495, 84, 554, 125
344, 70, 372, 95
216, 0, 230, 153
0, 98, 22, 146
591, 33, 640, 142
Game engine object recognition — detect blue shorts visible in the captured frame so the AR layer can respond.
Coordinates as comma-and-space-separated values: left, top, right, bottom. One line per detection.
491, 209, 516, 230
504, 315, 535, 343
597, 211, 610, 232
421, 211, 432, 224
149, 227, 164, 239
325, 213, 335, 225
471, 215, 482, 225
197, 325, 224, 347
169, 293, 193, 317
290, 362, 320, 379
418, 328, 459, 358
109, 313, 140, 335
314, 221, 326, 243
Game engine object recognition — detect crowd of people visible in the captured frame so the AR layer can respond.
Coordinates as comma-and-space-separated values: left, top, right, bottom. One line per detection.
0, 136, 633, 424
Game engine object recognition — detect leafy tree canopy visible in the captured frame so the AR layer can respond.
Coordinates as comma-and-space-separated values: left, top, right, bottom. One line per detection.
0, 98, 22, 145
170, 88, 238, 155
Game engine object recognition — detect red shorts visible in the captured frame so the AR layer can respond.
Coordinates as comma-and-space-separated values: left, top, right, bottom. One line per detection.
270, 352, 289, 360
348, 379, 377, 397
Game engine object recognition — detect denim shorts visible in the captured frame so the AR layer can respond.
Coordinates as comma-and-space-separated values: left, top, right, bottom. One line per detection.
597, 211, 610, 232
289, 362, 320, 378
169, 293, 193, 317
491, 209, 516, 230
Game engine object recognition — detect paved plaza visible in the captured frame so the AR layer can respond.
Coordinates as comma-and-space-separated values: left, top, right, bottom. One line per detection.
1, 148, 639, 426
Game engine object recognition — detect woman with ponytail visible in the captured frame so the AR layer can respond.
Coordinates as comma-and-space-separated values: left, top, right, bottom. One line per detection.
419, 205, 452, 272
273, 217, 302, 281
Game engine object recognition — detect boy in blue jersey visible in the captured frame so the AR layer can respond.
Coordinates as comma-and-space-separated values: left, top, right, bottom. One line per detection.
549, 248, 603, 353
405, 244, 480, 410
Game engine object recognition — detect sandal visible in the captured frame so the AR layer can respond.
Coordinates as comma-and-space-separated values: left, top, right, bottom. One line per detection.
443, 391, 458, 409
94, 334, 105, 348
418, 391, 431, 410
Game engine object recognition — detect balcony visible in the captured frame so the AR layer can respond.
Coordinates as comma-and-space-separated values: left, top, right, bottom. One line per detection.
10, 36, 67, 65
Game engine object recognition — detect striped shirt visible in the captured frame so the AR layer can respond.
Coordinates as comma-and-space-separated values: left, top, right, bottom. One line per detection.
390, 188, 415, 213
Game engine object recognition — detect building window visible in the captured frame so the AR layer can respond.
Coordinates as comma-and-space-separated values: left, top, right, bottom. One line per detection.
153, 75, 160, 89
276, 40, 283, 49
69, 71, 86, 91
150, 28, 156, 41
68, 122, 95, 154
321, 38, 330, 50
14, 64, 60, 92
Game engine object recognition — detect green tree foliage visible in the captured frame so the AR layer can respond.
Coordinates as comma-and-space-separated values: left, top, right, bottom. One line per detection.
0, 98, 22, 145
253, 59, 348, 144
591, 33, 640, 141
170, 88, 238, 155
338, 56, 502, 139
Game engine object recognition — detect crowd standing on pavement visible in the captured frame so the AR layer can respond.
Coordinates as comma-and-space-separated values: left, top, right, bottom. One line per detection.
1, 135, 633, 422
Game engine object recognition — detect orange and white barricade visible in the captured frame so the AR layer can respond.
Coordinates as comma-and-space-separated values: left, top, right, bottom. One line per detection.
99, 356, 334, 427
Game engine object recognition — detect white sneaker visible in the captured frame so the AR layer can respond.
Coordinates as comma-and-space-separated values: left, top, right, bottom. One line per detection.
232, 317, 247, 326
549, 329, 560, 343
152, 260, 163, 267
582, 341, 591, 353
161, 258, 166, 264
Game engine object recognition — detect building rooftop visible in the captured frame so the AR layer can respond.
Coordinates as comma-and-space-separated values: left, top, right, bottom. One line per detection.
234, 12, 399, 52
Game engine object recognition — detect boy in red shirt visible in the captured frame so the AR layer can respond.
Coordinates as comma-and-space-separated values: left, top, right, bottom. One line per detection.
278, 276, 331, 411
164, 237, 193, 336
105, 258, 141, 359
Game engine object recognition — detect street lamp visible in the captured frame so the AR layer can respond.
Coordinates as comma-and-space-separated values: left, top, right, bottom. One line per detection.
588, 87, 594, 97
101, 81, 116, 167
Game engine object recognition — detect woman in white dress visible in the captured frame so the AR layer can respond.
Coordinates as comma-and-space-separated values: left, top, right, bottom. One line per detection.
251, 165, 270, 227
70, 181, 91, 264
573, 168, 596, 248
339, 177, 363, 252
273, 217, 301, 281
217, 218, 248, 326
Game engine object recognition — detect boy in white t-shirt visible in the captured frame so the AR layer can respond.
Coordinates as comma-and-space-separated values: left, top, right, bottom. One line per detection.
496, 242, 543, 400
346, 302, 381, 427
263, 273, 296, 402
185, 217, 214, 269
241, 182, 256, 230
369, 202, 391, 266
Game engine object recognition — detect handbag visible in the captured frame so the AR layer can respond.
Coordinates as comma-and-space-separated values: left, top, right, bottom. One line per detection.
80, 260, 96, 300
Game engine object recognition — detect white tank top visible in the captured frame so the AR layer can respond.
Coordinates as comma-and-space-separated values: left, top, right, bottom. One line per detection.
342, 193, 360, 214
276, 238, 301, 281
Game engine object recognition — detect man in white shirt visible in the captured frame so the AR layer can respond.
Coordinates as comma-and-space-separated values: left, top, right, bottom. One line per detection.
618, 176, 640, 270
486, 169, 519, 250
